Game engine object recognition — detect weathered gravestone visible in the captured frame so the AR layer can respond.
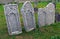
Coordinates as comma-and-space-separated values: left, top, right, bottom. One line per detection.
4, 4, 22, 35
21, 1, 36, 32
38, 8, 46, 27
0, 0, 14, 4
38, 3, 55, 27
45, 3, 55, 25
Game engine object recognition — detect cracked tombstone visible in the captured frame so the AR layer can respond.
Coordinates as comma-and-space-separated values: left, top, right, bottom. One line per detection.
38, 8, 46, 27
21, 1, 36, 32
45, 3, 55, 25
4, 4, 22, 35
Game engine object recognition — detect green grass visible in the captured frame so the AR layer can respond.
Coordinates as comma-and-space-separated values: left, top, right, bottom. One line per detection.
56, 2, 60, 13
0, 2, 60, 39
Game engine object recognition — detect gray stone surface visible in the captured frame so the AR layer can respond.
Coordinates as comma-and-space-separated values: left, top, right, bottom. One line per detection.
4, 4, 22, 35
38, 3, 55, 27
21, 1, 36, 32
0, 0, 14, 4
45, 3, 55, 25
38, 8, 46, 27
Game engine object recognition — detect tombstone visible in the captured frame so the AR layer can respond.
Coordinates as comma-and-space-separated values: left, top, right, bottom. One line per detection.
21, 1, 36, 32
45, 3, 55, 25
0, 0, 14, 4
4, 4, 22, 35
38, 8, 46, 27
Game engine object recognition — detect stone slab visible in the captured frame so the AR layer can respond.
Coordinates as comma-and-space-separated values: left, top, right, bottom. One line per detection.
4, 4, 22, 35
38, 8, 46, 27
21, 1, 36, 32
45, 3, 55, 25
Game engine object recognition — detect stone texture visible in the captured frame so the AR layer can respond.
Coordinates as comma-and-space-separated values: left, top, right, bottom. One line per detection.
4, 4, 22, 35
45, 3, 55, 25
38, 3, 55, 27
0, 0, 14, 4
21, 1, 36, 32
38, 8, 46, 27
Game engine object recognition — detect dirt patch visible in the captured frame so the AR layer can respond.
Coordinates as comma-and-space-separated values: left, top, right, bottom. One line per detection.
16, 36, 23, 39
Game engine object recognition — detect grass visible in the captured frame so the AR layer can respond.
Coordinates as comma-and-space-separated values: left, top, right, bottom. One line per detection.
0, 2, 60, 39
56, 2, 60, 13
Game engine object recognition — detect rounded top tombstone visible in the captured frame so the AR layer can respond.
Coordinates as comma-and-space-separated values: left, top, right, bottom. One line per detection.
21, 1, 34, 14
